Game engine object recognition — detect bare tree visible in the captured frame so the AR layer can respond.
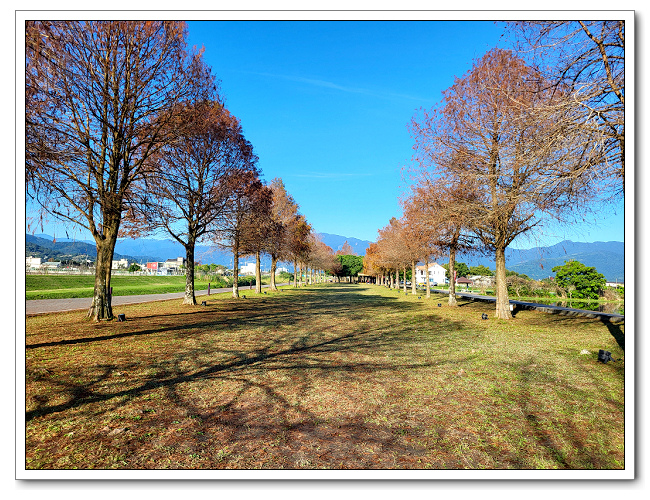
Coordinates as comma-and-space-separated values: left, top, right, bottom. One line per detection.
507, 21, 625, 194
26, 21, 197, 320
266, 178, 300, 290
410, 48, 596, 319
215, 169, 262, 298
135, 95, 252, 304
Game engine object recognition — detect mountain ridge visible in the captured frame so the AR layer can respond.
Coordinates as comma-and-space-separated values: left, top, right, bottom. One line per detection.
25, 233, 624, 281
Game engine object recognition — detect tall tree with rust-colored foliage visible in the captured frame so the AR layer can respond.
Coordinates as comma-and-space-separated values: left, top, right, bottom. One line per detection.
410, 48, 596, 318
287, 215, 312, 287
376, 218, 410, 289
362, 242, 383, 284
133, 69, 253, 304
215, 168, 263, 298
26, 21, 198, 320
402, 173, 481, 305
240, 183, 274, 294
308, 237, 337, 283
336, 241, 355, 256
507, 21, 625, 194
266, 178, 300, 290
401, 201, 443, 299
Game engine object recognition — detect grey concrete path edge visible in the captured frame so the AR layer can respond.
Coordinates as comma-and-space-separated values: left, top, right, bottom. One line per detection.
25, 283, 290, 316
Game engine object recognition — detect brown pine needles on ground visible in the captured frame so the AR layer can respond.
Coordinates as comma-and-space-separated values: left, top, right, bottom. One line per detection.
25, 284, 624, 470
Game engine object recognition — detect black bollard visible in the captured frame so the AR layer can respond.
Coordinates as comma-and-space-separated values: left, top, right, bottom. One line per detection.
598, 350, 615, 363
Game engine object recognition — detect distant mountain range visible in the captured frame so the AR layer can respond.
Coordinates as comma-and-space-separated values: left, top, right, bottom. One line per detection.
316, 233, 372, 255
25, 232, 374, 265
452, 240, 625, 282
25, 233, 624, 281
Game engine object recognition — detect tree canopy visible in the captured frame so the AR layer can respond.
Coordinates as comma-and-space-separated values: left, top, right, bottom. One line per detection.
26, 21, 200, 320
335, 254, 364, 280
552, 260, 606, 299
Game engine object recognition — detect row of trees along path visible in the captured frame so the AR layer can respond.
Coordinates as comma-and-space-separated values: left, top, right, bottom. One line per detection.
26, 21, 344, 320
365, 22, 624, 319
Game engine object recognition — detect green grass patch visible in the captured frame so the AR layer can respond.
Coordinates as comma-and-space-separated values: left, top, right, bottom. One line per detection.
26, 274, 278, 300
26, 275, 225, 300
25, 283, 625, 470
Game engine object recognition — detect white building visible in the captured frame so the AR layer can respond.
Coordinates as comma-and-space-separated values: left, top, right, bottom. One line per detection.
26, 256, 42, 269
275, 266, 289, 274
414, 262, 446, 286
163, 257, 186, 273
112, 258, 129, 270
240, 262, 256, 276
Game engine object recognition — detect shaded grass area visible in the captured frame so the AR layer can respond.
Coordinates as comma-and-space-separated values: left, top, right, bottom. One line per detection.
25, 284, 625, 470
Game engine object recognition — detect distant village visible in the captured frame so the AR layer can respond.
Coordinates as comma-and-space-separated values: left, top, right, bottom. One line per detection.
25, 255, 289, 277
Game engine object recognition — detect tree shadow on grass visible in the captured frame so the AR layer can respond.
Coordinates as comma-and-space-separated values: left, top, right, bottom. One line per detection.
27, 284, 622, 469
26, 286, 416, 350
25, 323, 461, 421
508, 355, 624, 469
26, 286, 460, 423
604, 322, 624, 350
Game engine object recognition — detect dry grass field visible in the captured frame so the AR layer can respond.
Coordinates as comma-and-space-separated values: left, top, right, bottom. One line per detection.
24, 283, 625, 470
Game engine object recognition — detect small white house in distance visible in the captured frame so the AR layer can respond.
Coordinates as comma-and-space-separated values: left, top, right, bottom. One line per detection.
112, 258, 129, 270
26, 256, 42, 269
240, 262, 256, 276
415, 262, 446, 286
163, 257, 186, 273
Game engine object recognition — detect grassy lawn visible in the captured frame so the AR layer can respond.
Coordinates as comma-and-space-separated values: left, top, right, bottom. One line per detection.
24, 283, 625, 470
25, 274, 261, 300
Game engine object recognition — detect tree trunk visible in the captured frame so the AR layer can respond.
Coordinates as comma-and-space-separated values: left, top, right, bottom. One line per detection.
494, 245, 512, 319
424, 259, 431, 298
293, 259, 298, 287
270, 255, 278, 290
448, 248, 457, 306
255, 250, 262, 293
403, 265, 407, 293
411, 261, 416, 295
88, 235, 116, 321
183, 241, 197, 305
232, 244, 240, 298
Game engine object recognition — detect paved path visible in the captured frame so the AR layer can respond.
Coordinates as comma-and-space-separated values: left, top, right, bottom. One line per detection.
25, 284, 289, 315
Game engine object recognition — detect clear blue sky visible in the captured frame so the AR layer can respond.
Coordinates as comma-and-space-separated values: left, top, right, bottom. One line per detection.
24, 17, 626, 249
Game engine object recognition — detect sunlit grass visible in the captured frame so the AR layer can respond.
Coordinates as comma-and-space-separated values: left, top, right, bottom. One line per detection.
25, 283, 624, 470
